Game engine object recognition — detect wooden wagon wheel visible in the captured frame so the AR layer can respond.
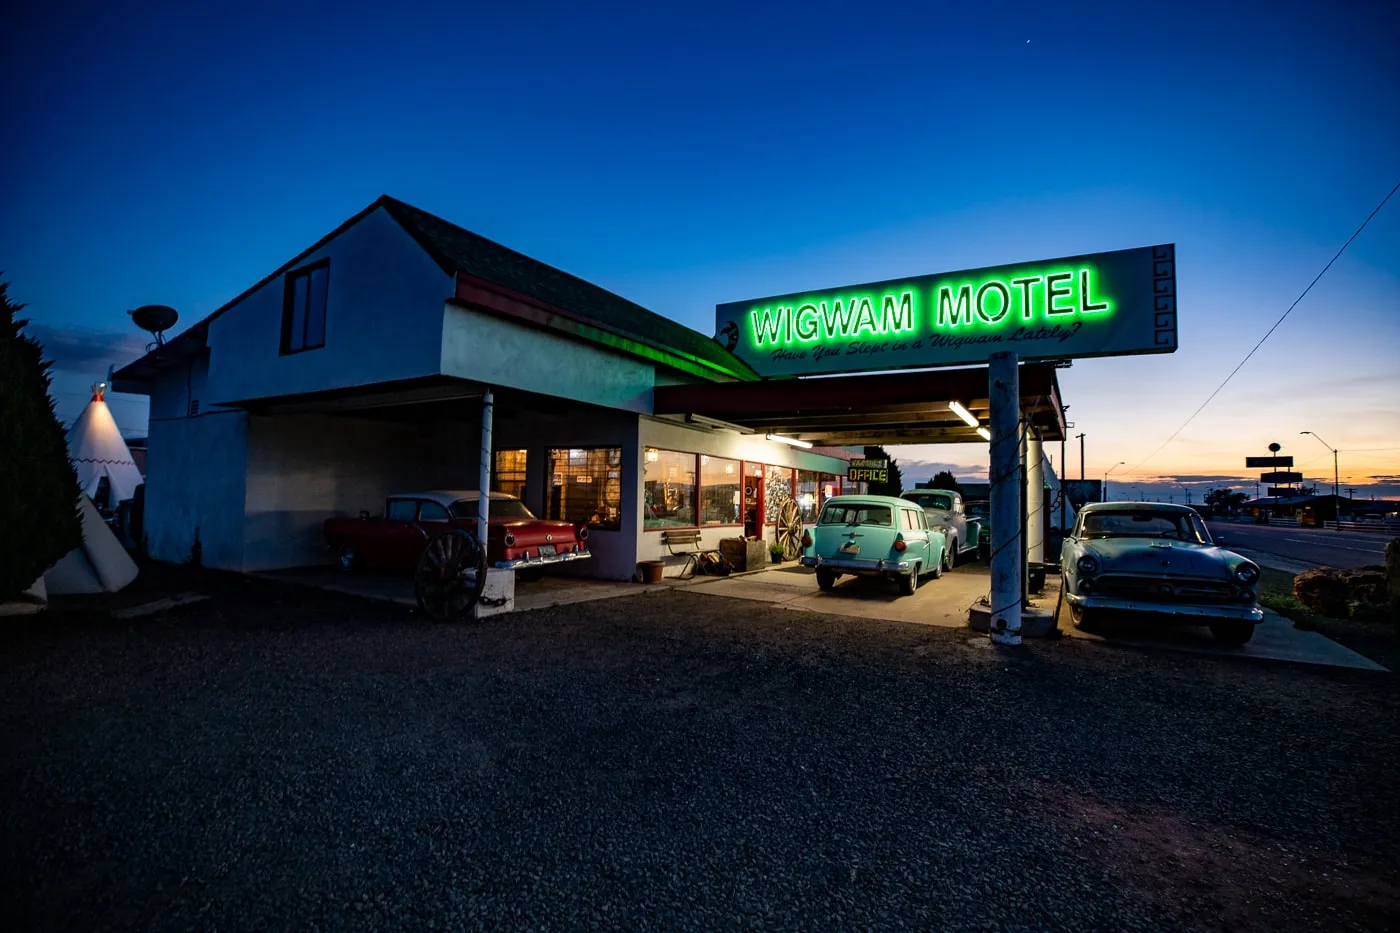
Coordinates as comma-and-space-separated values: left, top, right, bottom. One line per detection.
414, 529, 487, 622
776, 497, 804, 560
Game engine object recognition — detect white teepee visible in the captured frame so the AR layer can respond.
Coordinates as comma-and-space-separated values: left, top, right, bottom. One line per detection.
68, 383, 143, 510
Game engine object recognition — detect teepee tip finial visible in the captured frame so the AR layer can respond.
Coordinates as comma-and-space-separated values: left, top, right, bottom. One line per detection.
91, 382, 107, 402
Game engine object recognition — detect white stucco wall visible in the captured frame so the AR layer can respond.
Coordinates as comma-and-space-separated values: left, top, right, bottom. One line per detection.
441, 303, 659, 414
205, 207, 453, 405
142, 409, 249, 570
241, 414, 455, 571
634, 418, 851, 562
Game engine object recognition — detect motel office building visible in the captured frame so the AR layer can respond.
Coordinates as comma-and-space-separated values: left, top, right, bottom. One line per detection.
114, 196, 864, 580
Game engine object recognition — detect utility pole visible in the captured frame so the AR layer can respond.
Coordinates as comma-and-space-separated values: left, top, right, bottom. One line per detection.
1301, 432, 1341, 528
1076, 432, 1086, 481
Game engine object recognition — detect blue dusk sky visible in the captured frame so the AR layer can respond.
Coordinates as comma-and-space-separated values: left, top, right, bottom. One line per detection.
4, 0, 1398, 497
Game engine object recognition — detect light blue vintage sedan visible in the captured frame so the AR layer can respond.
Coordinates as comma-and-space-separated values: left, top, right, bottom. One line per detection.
800, 494, 948, 595
1057, 502, 1263, 644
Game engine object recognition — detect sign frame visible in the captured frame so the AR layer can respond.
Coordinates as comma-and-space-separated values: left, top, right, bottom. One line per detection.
847, 458, 889, 484
714, 244, 1177, 378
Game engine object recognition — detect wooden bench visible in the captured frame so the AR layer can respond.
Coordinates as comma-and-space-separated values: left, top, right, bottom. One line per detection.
660, 530, 717, 580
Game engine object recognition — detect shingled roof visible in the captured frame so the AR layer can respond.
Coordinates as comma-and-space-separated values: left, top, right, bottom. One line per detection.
114, 195, 755, 386
379, 196, 754, 381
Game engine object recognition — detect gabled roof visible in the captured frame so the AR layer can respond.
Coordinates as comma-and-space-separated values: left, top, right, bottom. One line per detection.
114, 195, 753, 387
378, 197, 753, 381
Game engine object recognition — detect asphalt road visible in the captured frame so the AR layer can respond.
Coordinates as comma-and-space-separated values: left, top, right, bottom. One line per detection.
1207, 522, 1391, 569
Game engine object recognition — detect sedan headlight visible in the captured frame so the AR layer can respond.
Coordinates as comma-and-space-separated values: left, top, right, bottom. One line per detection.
1234, 563, 1259, 584
1076, 554, 1100, 576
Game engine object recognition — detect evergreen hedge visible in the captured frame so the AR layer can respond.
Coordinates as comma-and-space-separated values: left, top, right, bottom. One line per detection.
0, 279, 83, 600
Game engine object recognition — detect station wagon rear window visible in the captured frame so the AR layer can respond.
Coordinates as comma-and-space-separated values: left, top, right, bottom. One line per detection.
819, 502, 893, 526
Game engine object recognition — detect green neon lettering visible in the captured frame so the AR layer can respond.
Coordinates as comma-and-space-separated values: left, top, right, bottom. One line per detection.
881, 291, 915, 333
750, 305, 789, 346
794, 303, 820, 341
975, 281, 1011, 324
1080, 270, 1110, 313
1046, 273, 1074, 316
852, 297, 878, 335
936, 285, 973, 327
819, 297, 857, 338
1011, 276, 1042, 321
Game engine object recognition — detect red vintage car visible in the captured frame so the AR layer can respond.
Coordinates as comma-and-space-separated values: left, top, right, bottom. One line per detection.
323, 490, 590, 576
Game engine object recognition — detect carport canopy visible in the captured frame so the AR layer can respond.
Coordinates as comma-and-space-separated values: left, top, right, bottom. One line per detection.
653, 362, 1066, 446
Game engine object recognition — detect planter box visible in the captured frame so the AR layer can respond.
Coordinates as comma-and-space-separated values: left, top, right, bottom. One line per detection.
719, 537, 768, 573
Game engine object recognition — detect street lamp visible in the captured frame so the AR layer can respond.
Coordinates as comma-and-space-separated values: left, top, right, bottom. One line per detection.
1104, 461, 1126, 502
1300, 431, 1341, 527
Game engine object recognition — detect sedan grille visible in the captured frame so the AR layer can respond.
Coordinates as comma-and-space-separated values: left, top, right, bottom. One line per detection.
1092, 574, 1240, 603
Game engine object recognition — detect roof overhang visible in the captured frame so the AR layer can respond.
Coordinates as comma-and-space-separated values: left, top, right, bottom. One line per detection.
652, 364, 1067, 445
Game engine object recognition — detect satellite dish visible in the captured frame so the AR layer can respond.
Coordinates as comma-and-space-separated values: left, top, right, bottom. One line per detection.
129, 305, 179, 349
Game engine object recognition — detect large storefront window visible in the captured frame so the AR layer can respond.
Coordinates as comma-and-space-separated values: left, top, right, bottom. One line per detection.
643, 448, 697, 529
493, 449, 528, 499
547, 448, 622, 530
765, 465, 794, 524
821, 474, 842, 502
700, 455, 741, 525
797, 470, 819, 522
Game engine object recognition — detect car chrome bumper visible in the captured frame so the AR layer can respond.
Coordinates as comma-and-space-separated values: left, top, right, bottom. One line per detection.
495, 550, 592, 570
800, 555, 912, 575
1066, 591, 1263, 623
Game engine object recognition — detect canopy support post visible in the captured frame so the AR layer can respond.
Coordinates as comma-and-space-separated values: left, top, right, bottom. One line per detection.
478, 390, 494, 548
988, 352, 1022, 645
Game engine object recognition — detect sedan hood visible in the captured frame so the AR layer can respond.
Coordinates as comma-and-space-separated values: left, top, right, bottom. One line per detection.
1082, 539, 1234, 578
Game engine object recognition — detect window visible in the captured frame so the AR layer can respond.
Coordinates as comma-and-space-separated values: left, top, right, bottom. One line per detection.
820, 474, 841, 502
644, 448, 697, 529
797, 470, 819, 522
547, 448, 622, 530
819, 503, 893, 527
902, 508, 920, 531
386, 499, 417, 521
419, 501, 450, 522
281, 260, 329, 354
493, 449, 528, 499
903, 490, 954, 512
700, 456, 741, 525
765, 465, 794, 524
1080, 510, 1209, 543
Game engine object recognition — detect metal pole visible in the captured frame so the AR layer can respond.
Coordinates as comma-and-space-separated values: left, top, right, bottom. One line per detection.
1020, 416, 1029, 602
1077, 432, 1085, 481
988, 351, 1022, 646
478, 390, 494, 548
1059, 434, 1067, 534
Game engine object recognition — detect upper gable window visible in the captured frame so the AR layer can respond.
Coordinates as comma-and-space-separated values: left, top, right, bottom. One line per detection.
281, 260, 329, 354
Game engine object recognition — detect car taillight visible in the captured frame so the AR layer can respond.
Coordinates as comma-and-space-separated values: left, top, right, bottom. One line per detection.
893, 535, 907, 552
801, 532, 812, 548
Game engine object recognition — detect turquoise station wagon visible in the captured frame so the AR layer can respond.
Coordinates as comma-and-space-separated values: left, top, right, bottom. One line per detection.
800, 495, 948, 596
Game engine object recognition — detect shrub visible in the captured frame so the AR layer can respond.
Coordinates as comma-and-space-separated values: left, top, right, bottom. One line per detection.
0, 279, 83, 600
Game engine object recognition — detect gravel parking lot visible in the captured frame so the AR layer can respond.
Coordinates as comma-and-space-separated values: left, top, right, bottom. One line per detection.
3, 570, 1397, 932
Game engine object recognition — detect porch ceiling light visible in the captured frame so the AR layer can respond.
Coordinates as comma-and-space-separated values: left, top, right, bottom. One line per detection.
976, 426, 991, 441
949, 401, 979, 428
766, 433, 813, 449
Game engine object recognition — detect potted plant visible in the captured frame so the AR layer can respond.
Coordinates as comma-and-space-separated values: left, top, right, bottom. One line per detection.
769, 543, 785, 564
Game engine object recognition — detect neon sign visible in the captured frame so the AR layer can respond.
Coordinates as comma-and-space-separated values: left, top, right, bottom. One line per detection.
715, 245, 1176, 377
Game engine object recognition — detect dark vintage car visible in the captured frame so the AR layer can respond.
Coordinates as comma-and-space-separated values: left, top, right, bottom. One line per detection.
324, 490, 590, 576
1057, 502, 1262, 644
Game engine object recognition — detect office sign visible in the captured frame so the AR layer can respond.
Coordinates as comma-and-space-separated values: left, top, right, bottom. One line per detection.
714, 244, 1177, 377
847, 458, 888, 484
1259, 471, 1302, 484
1245, 456, 1293, 468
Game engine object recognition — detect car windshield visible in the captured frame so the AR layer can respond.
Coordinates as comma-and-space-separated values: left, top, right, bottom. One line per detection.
903, 491, 954, 511
965, 500, 989, 518
1080, 510, 1211, 544
450, 498, 537, 521
819, 502, 894, 527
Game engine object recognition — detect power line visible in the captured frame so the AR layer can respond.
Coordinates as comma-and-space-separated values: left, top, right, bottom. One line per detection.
1123, 179, 1400, 476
